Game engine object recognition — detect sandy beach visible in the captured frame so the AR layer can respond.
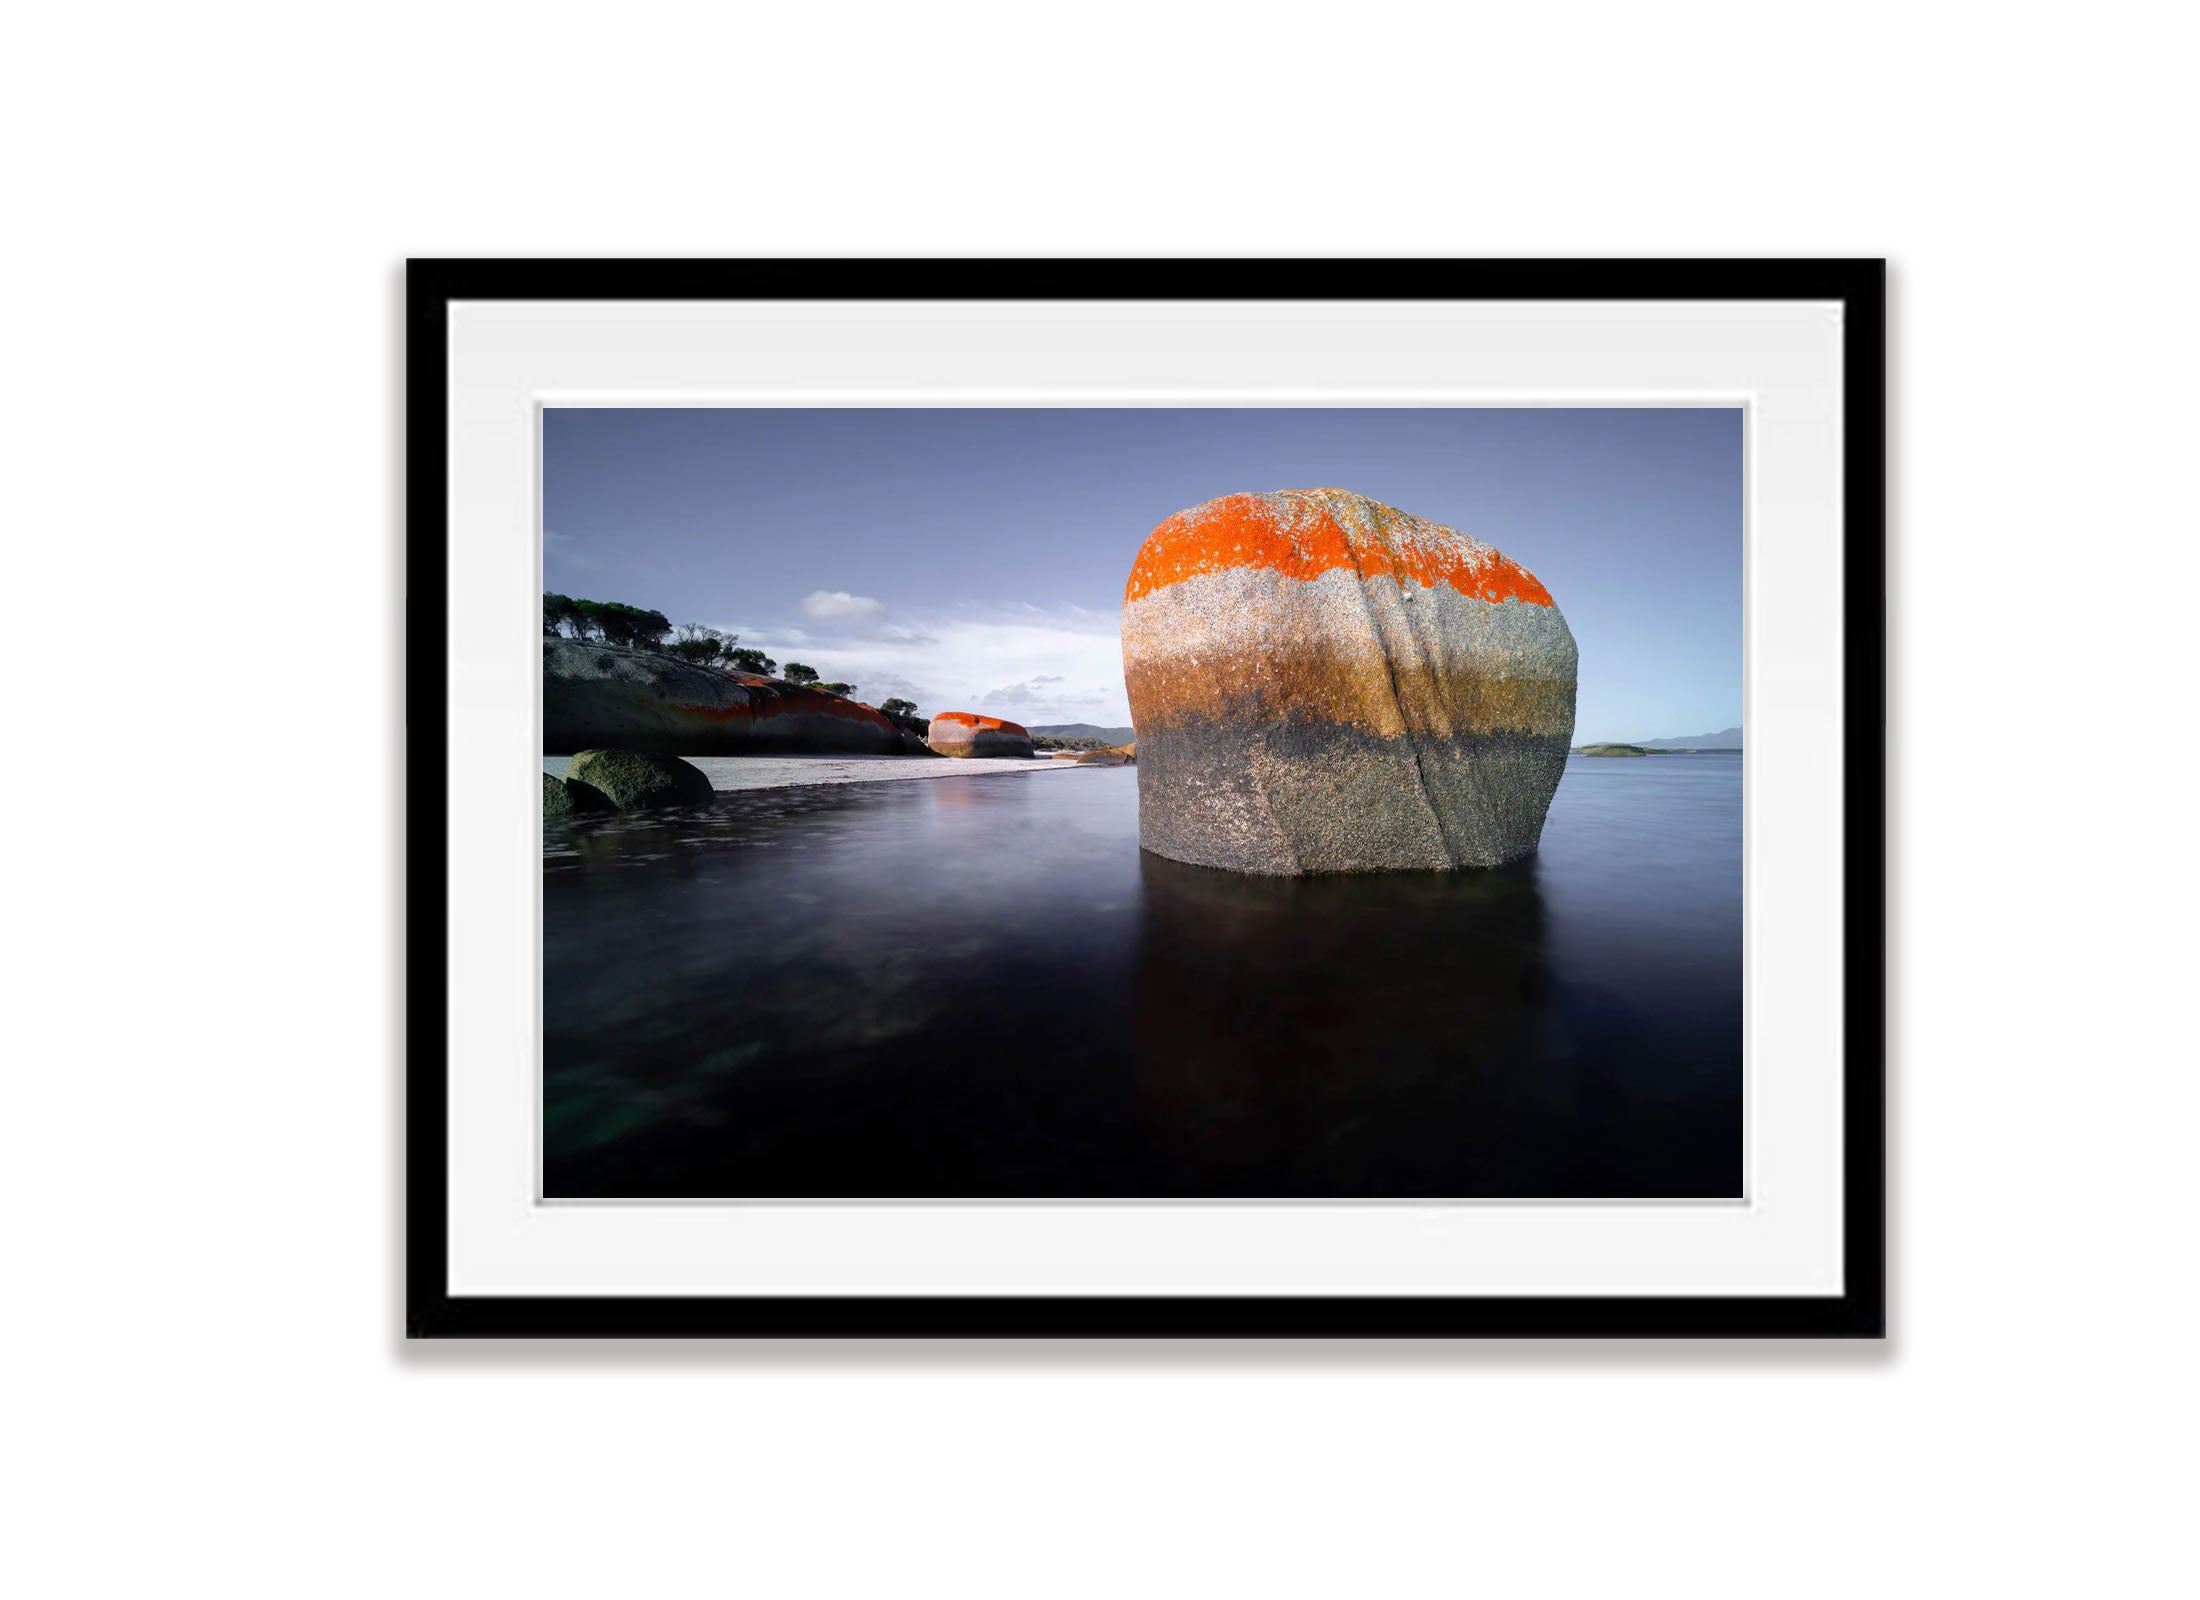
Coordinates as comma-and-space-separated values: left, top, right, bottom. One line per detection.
543, 752, 1088, 792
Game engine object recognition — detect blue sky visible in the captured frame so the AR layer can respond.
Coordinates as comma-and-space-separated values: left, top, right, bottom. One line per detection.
544, 407, 1742, 740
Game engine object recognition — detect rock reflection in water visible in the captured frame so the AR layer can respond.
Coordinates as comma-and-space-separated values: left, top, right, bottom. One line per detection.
1131, 852, 1568, 1196
544, 763, 1741, 1200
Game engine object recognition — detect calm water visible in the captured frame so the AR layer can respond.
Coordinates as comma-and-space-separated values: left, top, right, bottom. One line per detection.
544, 753, 1742, 1199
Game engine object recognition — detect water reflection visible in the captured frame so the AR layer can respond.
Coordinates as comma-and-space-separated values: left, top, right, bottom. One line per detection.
1130, 852, 1569, 1195
543, 764, 1741, 1200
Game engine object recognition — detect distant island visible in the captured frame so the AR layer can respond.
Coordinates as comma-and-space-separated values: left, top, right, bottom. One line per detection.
1572, 726, 1743, 755
1633, 726, 1742, 750
1030, 722, 1137, 746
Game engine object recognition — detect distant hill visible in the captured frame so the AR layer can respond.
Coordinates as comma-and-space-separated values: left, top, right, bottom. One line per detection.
1633, 726, 1743, 750
1029, 723, 1136, 744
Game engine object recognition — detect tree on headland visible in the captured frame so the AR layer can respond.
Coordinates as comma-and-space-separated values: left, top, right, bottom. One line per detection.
667, 622, 733, 666
725, 646, 777, 676
667, 623, 781, 677
542, 594, 669, 648
782, 664, 860, 695
543, 593, 779, 678
566, 598, 607, 640
878, 697, 929, 739
597, 603, 671, 650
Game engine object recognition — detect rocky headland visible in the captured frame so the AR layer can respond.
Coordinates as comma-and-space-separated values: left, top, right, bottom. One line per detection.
544, 637, 928, 757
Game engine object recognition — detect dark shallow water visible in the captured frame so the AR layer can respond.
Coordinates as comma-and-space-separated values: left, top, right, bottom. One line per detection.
544, 754, 1742, 1199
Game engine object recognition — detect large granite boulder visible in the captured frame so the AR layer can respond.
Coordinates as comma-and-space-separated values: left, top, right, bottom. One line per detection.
926, 712, 1034, 759
1120, 488, 1577, 874
564, 749, 714, 810
545, 638, 921, 756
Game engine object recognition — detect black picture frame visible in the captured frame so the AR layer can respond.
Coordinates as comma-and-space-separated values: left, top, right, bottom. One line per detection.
406, 258, 1885, 1339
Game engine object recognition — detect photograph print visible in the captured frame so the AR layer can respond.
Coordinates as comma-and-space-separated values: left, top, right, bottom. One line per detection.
541, 405, 1744, 1202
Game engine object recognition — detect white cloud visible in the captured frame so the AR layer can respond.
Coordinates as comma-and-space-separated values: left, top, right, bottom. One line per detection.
725, 598, 1129, 727
849, 669, 930, 704
799, 590, 887, 627
983, 674, 1079, 703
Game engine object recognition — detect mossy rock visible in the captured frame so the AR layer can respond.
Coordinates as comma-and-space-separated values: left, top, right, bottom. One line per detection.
564, 748, 714, 810
544, 771, 613, 819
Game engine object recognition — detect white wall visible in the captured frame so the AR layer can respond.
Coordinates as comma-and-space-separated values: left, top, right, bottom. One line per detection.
7, 4, 2191, 1596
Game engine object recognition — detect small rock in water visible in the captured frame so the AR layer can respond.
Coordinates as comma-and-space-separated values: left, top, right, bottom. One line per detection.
571, 778, 615, 811
564, 749, 714, 810
543, 771, 614, 819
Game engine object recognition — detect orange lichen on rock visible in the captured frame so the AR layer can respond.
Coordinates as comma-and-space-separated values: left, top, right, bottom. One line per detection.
666, 688, 898, 727
1124, 489, 1554, 607
926, 710, 1036, 759
929, 712, 1031, 736
1118, 489, 1577, 873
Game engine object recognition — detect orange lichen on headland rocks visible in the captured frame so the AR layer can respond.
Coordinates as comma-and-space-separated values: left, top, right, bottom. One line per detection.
1124, 489, 1555, 607
667, 690, 892, 726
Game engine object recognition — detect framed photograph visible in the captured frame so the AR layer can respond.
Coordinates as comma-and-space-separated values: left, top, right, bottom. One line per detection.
407, 259, 1884, 1338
